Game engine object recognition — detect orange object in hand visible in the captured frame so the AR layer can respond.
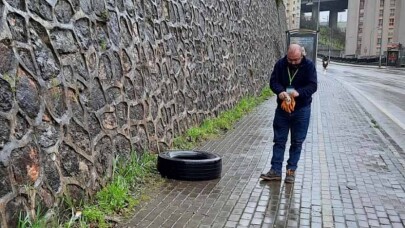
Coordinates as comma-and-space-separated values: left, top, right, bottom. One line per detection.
289, 96, 296, 112
281, 95, 295, 113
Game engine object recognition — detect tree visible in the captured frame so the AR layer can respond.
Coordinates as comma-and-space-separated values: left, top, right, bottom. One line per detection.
300, 16, 317, 30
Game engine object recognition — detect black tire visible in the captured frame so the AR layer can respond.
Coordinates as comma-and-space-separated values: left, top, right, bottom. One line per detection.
157, 150, 222, 181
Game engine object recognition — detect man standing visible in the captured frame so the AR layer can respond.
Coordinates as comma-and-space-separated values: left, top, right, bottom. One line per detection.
261, 44, 317, 183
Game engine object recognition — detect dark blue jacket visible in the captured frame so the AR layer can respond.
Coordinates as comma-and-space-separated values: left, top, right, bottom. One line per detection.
269, 56, 317, 110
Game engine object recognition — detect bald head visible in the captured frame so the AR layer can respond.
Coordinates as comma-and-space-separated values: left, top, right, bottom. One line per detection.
288, 44, 303, 56
287, 44, 303, 66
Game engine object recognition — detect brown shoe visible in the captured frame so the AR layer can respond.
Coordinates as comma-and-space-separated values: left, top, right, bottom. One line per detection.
260, 169, 281, 181
284, 169, 295, 183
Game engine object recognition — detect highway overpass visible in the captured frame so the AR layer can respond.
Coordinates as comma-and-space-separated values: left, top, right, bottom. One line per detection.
300, 0, 348, 29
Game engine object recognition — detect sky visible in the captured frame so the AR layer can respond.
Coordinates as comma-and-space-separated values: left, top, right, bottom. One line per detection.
320, 10, 348, 22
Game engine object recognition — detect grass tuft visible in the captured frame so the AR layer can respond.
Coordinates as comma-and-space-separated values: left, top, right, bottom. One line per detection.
18, 205, 47, 228
81, 152, 159, 226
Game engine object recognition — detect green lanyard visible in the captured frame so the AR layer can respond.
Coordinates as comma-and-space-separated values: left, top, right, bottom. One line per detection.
287, 67, 299, 86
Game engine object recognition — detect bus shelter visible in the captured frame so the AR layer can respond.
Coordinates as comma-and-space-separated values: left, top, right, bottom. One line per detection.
286, 29, 318, 68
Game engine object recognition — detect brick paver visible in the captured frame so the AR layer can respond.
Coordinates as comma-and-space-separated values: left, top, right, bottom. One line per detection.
120, 72, 405, 227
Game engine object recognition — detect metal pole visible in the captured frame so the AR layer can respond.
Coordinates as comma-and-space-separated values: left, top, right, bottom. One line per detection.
400, 50, 402, 67
378, 2, 384, 68
379, 36, 383, 68
316, 0, 320, 31
369, 30, 373, 56
329, 26, 332, 60
316, 0, 321, 62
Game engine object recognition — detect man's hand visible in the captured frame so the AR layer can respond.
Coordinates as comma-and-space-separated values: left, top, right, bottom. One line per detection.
281, 96, 296, 113
278, 92, 289, 100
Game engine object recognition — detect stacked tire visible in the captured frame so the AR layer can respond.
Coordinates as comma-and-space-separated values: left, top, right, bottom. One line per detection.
157, 150, 222, 181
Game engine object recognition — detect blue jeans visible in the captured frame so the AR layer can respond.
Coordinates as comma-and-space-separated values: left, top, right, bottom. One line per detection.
270, 105, 311, 174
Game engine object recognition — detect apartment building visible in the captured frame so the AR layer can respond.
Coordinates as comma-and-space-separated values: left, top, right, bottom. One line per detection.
345, 0, 405, 57
284, 0, 301, 30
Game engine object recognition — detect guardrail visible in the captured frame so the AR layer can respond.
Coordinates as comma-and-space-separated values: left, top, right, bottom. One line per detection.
318, 53, 405, 67
318, 54, 405, 67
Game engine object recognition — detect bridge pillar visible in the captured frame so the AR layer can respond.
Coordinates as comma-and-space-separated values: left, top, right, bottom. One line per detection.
312, 2, 320, 29
329, 10, 338, 29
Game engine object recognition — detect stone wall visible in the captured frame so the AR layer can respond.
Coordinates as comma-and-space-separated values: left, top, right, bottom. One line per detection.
0, 0, 286, 226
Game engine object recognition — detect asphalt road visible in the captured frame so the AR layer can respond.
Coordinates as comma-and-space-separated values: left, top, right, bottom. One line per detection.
320, 61, 405, 152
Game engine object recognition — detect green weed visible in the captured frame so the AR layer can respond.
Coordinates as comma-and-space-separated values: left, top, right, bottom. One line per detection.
100, 10, 110, 21
173, 136, 194, 149
200, 119, 218, 135
51, 78, 60, 87
82, 206, 107, 228
16, 152, 160, 227
186, 127, 205, 142
100, 40, 107, 50
81, 152, 160, 226
2, 73, 17, 93
17, 205, 47, 228
61, 193, 85, 228
259, 87, 273, 101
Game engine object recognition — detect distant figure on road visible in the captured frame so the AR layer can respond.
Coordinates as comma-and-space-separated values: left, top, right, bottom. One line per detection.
261, 44, 318, 183
322, 56, 329, 73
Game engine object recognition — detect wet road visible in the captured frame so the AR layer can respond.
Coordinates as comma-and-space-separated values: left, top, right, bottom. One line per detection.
323, 62, 405, 152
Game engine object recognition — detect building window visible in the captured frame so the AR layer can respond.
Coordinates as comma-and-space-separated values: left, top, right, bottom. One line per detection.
358, 38, 362, 47
390, 9, 395, 16
380, 0, 385, 7
388, 38, 392, 43
389, 18, 394, 26
358, 27, 363, 33
379, 9, 384, 16
378, 19, 383, 26
377, 38, 382, 45
390, 0, 395, 7
360, 1, 365, 7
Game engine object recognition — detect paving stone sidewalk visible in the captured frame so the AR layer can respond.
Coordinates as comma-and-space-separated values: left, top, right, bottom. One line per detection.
120, 73, 405, 228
